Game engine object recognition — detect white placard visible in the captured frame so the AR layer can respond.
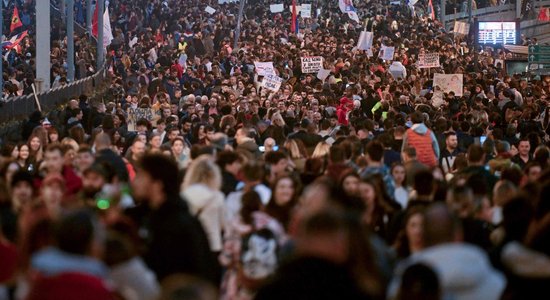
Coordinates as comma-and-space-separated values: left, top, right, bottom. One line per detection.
261, 74, 284, 92
301, 56, 324, 73
433, 74, 464, 97
454, 21, 470, 35
270, 4, 284, 13
380, 46, 395, 61
254, 62, 275, 76
205, 6, 216, 15
357, 31, 373, 50
301, 4, 312, 18
317, 69, 331, 81
418, 53, 440, 68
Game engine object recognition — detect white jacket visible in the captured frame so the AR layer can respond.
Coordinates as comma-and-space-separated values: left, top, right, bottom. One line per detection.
181, 184, 225, 252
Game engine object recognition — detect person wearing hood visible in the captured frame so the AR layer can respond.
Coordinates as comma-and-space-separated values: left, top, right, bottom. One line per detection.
402, 112, 440, 168
181, 155, 225, 254
337, 97, 354, 126
389, 203, 506, 300
389, 60, 407, 81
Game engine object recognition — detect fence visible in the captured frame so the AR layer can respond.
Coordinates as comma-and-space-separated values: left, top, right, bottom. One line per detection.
0, 1, 107, 125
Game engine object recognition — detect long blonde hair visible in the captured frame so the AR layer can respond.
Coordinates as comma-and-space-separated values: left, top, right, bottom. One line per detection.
182, 155, 222, 190
312, 141, 331, 159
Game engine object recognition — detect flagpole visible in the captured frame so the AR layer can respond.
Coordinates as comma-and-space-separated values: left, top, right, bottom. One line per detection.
67, 0, 75, 81
234, 0, 246, 50
97, 0, 104, 70
87, 0, 92, 35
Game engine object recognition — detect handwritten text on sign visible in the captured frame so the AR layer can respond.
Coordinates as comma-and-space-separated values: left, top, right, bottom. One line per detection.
301, 56, 324, 73
418, 53, 440, 68
261, 74, 283, 92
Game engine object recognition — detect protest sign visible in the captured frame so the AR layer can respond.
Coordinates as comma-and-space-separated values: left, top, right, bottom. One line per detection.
380, 46, 395, 61
454, 21, 470, 35
301, 56, 324, 73
357, 31, 373, 50
254, 62, 275, 76
301, 4, 312, 18
418, 53, 440, 68
433, 74, 463, 97
205, 6, 216, 14
127, 108, 160, 131
261, 74, 283, 92
317, 69, 331, 81
270, 4, 284, 13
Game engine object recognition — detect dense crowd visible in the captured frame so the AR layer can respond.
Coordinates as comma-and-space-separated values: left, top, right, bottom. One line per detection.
2, 0, 98, 98
1, 0, 550, 299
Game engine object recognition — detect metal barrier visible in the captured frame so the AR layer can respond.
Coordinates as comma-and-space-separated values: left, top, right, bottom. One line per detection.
0, 1, 106, 124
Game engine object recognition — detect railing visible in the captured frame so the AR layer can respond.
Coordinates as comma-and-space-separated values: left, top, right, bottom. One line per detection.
0, 1, 105, 124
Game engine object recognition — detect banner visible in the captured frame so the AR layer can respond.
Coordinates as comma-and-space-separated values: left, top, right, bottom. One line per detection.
270, 3, 284, 13
418, 53, 440, 68
254, 62, 275, 76
453, 21, 470, 35
357, 31, 373, 50
301, 4, 312, 18
433, 74, 464, 97
261, 74, 283, 92
380, 46, 395, 61
301, 56, 324, 73
338, 0, 360, 22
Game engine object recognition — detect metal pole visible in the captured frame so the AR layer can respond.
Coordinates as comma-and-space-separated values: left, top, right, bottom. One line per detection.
441, 0, 446, 29
36, 0, 51, 90
97, 0, 104, 70
60, 0, 66, 22
233, 0, 246, 50
468, 0, 472, 24
67, 0, 75, 81
86, 0, 92, 34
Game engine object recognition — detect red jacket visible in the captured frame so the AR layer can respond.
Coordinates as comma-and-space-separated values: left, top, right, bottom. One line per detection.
26, 272, 114, 300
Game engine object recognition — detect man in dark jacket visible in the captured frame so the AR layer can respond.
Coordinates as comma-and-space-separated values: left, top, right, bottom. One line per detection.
132, 153, 219, 284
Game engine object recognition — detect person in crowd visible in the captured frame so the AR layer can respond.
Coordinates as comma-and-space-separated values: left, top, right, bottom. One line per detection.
402, 112, 440, 168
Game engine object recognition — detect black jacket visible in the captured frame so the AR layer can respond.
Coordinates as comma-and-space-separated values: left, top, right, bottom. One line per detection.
144, 196, 219, 284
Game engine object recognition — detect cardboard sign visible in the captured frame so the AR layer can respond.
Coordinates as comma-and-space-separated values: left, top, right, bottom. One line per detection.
254, 62, 275, 76
301, 56, 324, 73
380, 46, 395, 61
433, 74, 464, 97
270, 3, 284, 13
127, 108, 160, 131
357, 31, 373, 50
301, 4, 312, 18
317, 69, 331, 81
418, 53, 440, 68
454, 21, 470, 35
205, 6, 216, 15
261, 74, 283, 92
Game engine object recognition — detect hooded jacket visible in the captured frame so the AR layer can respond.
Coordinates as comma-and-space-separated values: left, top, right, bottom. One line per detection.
402, 123, 440, 167
181, 184, 225, 252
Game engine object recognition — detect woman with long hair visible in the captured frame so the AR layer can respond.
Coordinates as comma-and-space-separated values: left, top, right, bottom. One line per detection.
392, 207, 425, 260
17, 143, 35, 173
27, 134, 44, 163
265, 175, 301, 231
283, 139, 308, 173
358, 176, 399, 241
171, 137, 190, 170
391, 163, 408, 209
180, 155, 225, 253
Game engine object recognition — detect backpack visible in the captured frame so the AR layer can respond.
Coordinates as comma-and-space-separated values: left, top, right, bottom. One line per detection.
239, 227, 279, 285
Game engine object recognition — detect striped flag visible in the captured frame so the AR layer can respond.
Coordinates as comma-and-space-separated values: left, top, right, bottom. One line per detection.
428, 0, 436, 20
10, 6, 23, 33
2, 30, 28, 52
291, 0, 299, 34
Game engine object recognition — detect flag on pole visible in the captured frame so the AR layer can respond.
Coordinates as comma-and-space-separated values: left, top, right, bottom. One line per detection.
2, 30, 28, 52
291, 0, 299, 34
92, 2, 99, 37
339, 0, 360, 22
10, 6, 23, 33
103, 8, 114, 48
427, 0, 436, 20
538, 7, 550, 22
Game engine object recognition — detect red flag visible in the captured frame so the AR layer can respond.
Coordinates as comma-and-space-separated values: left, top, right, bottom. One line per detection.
538, 7, 550, 22
291, 0, 297, 33
428, 0, 436, 20
92, 3, 99, 37
10, 6, 23, 33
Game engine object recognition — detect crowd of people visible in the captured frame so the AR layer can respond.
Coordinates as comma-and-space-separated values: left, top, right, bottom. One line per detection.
1, 0, 550, 299
2, 0, 98, 99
